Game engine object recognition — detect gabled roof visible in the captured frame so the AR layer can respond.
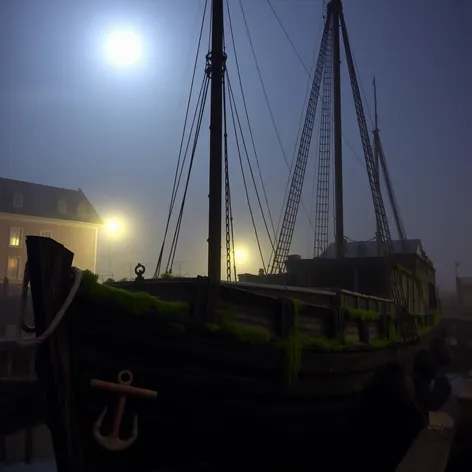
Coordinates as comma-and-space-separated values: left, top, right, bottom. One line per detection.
0, 177, 102, 225
320, 238, 425, 259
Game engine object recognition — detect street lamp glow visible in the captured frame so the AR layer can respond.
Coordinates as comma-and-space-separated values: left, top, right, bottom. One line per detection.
105, 30, 142, 67
106, 220, 120, 234
235, 248, 248, 265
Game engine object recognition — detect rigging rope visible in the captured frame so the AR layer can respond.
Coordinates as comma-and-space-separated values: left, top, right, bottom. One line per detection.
227, 76, 268, 273
275, 4, 326, 264
265, 0, 310, 75
265, 0, 374, 260
222, 70, 237, 281
226, 72, 277, 258
166, 75, 211, 273
351, 49, 374, 129
239, 0, 324, 268
226, 2, 277, 244
154, 0, 209, 278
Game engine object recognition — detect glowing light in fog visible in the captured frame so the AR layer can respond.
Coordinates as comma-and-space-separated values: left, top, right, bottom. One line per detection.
104, 30, 143, 67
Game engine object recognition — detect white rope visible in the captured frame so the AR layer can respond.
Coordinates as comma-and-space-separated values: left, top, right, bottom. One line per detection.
16, 267, 83, 347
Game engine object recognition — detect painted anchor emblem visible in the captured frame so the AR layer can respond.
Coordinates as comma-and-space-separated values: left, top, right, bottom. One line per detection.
91, 370, 158, 452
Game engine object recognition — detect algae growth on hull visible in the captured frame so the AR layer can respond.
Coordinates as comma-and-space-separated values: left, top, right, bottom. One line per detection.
77, 271, 441, 383
80, 270, 188, 317
80, 271, 439, 351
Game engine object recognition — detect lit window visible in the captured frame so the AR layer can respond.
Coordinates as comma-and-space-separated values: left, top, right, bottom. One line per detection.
6, 257, 20, 280
40, 230, 52, 238
9, 227, 23, 247
58, 199, 67, 214
13, 192, 23, 208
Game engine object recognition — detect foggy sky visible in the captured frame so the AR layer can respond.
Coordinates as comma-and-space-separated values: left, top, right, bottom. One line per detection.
0, 0, 470, 288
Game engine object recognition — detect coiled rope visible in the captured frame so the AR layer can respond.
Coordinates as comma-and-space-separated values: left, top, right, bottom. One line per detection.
15, 264, 83, 347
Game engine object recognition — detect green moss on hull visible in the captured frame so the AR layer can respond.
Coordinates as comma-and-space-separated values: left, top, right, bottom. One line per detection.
79, 271, 441, 386
80, 270, 188, 317
218, 310, 272, 345
276, 331, 302, 385
346, 307, 380, 322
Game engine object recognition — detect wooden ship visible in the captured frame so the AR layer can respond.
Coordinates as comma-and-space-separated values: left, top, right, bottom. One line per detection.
21, 0, 446, 470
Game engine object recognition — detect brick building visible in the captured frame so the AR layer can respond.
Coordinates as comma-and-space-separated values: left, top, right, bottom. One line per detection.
0, 177, 102, 284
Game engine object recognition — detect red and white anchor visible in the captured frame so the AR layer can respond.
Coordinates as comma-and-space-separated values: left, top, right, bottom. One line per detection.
91, 370, 158, 452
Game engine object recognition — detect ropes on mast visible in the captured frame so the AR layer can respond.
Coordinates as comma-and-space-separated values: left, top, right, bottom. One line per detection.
158, 0, 373, 280
155, 0, 278, 279
238, 1, 315, 235
265, 0, 310, 75
165, 75, 210, 273
226, 75, 268, 273
240, 0, 330, 269
226, 1, 277, 244
223, 76, 237, 281
154, 0, 209, 278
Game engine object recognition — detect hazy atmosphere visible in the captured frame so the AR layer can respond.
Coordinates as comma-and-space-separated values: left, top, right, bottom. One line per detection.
1, 0, 470, 287
2, 1, 472, 471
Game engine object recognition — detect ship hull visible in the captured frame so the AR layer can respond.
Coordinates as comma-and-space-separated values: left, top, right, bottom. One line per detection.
40, 298, 437, 471
25, 236, 446, 471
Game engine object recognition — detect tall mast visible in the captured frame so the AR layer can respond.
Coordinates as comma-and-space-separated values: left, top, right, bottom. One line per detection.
207, 0, 225, 321
373, 76, 381, 255
331, 0, 344, 259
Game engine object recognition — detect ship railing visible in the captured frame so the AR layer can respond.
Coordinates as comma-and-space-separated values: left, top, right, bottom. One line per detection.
222, 280, 336, 297
223, 281, 397, 315
339, 289, 395, 315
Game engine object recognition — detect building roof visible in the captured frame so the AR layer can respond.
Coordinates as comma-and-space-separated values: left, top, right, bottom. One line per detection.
320, 238, 426, 259
0, 177, 102, 225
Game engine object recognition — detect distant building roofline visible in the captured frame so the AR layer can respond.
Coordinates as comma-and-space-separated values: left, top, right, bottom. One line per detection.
0, 176, 102, 225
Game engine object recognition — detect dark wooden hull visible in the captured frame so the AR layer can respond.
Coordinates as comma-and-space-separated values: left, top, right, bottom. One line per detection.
42, 297, 434, 471
25, 236, 443, 471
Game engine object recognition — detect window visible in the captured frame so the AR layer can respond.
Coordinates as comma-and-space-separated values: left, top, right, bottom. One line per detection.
9, 227, 23, 247
58, 199, 67, 214
6, 257, 20, 280
40, 230, 52, 238
13, 192, 23, 208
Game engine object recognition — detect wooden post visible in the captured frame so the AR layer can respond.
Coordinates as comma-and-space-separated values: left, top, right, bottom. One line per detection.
335, 289, 346, 343
274, 298, 296, 339
24, 427, 32, 464
274, 298, 298, 385
26, 236, 82, 472
190, 276, 209, 324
